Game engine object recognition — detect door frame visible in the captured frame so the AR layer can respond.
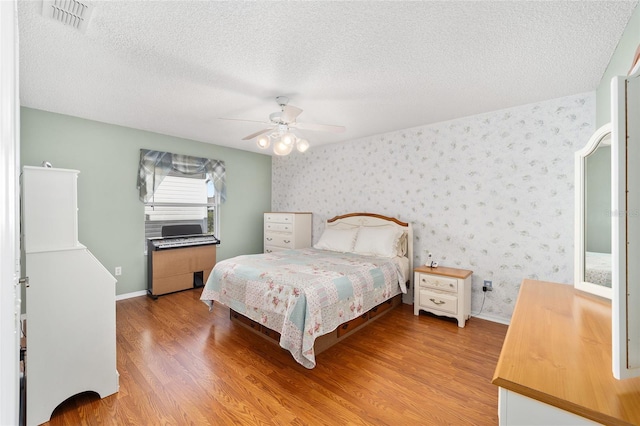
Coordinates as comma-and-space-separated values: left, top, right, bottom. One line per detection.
0, 0, 21, 424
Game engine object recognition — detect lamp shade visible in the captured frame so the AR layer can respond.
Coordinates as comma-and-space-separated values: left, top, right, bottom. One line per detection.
256, 135, 270, 149
281, 132, 296, 146
273, 140, 294, 156
296, 139, 310, 153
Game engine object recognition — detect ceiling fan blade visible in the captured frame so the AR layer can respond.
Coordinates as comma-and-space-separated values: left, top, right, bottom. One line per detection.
242, 128, 273, 140
280, 105, 303, 123
219, 117, 270, 125
292, 122, 346, 133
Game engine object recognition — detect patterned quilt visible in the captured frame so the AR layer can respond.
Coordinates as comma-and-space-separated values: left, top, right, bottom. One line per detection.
200, 248, 406, 369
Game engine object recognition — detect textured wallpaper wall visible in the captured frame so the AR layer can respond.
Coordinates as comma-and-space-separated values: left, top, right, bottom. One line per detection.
272, 93, 595, 323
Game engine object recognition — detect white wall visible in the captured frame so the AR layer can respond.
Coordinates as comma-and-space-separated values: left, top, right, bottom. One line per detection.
272, 93, 595, 323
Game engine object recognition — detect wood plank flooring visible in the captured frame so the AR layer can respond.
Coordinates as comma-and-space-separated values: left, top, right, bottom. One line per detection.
43, 289, 507, 425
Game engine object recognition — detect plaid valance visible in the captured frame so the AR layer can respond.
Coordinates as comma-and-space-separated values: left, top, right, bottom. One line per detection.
137, 149, 226, 203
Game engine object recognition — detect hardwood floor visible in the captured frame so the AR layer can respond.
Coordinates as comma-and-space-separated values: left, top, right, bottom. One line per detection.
44, 289, 508, 425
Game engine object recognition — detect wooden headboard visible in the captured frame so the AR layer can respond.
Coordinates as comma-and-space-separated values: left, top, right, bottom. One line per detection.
326, 212, 413, 289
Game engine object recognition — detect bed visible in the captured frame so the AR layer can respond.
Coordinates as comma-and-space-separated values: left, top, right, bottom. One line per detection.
200, 213, 413, 368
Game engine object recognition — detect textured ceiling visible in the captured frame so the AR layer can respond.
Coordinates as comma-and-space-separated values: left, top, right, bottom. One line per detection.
18, 1, 638, 155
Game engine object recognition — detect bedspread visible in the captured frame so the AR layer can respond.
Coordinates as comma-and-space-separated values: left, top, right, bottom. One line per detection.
200, 248, 406, 368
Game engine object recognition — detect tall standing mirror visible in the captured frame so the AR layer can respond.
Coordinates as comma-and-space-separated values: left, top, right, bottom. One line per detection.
575, 123, 612, 299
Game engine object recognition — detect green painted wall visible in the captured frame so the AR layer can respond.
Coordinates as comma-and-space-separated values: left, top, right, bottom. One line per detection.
20, 107, 271, 295
597, 4, 640, 126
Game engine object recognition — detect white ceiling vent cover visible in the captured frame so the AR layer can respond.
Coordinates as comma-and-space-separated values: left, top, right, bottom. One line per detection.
42, 0, 93, 32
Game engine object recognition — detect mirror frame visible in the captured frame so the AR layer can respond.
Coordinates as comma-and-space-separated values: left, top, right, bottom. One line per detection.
574, 123, 612, 299
612, 69, 640, 380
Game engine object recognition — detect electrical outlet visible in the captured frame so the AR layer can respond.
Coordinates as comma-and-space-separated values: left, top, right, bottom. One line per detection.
115, 266, 122, 276
483, 280, 493, 292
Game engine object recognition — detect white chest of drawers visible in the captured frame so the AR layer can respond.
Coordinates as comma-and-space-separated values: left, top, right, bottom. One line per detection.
413, 265, 472, 327
264, 212, 312, 253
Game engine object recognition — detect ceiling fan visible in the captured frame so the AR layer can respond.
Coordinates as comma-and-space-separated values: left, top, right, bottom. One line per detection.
220, 96, 346, 155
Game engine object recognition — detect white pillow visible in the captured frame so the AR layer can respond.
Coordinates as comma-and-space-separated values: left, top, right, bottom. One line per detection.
313, 227, 359, 252
396, 231, 408, 256
353, 226, 404, 258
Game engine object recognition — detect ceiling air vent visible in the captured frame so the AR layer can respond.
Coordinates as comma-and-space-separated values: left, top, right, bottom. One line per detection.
42, 0, 93, 32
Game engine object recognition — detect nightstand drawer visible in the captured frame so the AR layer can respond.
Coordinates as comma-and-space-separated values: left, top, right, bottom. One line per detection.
418, 289, 457, 314
417, 273, 458, 293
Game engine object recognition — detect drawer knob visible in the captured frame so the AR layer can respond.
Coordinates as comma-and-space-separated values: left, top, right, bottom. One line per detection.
266, 237, 272, 241
284, 240, 291, 244
429, 298, 445, 306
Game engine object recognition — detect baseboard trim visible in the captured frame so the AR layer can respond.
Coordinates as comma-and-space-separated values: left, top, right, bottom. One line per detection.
116, 290, 148, 301
472, 312, 511, 326
118, 291, 511, 325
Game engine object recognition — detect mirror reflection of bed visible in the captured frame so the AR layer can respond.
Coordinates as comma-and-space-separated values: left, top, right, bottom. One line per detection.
576, 124, 612, 297
585, 251, 611, 287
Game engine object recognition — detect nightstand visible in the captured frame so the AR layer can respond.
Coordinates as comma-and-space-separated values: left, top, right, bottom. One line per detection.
413, 265, 472, 327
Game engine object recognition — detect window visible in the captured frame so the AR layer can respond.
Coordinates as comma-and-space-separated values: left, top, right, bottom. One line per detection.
144, 173, 220, 245
137, 149, 226, 254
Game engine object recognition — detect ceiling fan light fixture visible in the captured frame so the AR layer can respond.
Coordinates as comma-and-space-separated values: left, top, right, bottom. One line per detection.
296, 139, 310, 153
223, 96, 343, 156
281, 132, 296, 146
256, 134, 270, 149
273, 140, 294, 156
277, 124, 289, 135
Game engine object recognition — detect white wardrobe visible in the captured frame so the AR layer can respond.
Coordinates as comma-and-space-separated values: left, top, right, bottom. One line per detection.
22, 166, 119, 426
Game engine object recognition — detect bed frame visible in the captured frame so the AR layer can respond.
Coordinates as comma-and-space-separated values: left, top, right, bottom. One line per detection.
230, 212, 413, 356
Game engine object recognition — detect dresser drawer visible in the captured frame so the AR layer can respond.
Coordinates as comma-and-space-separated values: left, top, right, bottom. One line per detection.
417, 273, 458, 293
418, 289, 458, 314
265, 222, 293, 233
230, 310, 260, 330
369, 298, 394, 318
264, 245, 287, 253
337, 313, 369, 337
261, 326, 281, 342
264, 234, 295, 249
264, 213, 295, 224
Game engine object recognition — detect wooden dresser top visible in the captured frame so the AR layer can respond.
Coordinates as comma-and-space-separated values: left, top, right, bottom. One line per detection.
492, 279, 640, 426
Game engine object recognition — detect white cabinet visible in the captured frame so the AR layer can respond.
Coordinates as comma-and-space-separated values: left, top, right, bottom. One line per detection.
22, 167, 79, 252
22, 166, 118, 426
498, 388, 601, 425
264, 212, 312, 253
413, 265, 472, 327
